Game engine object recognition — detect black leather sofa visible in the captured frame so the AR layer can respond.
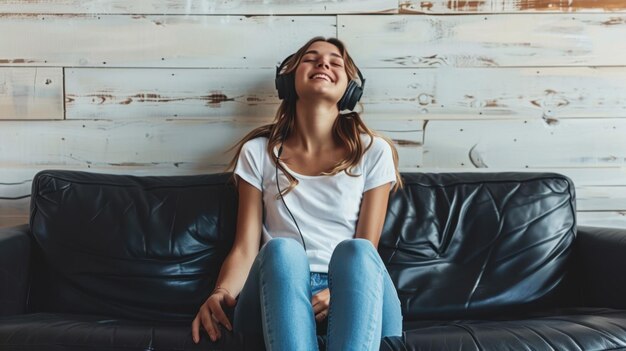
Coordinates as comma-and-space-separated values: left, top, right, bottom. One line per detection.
1, 170, 625, 350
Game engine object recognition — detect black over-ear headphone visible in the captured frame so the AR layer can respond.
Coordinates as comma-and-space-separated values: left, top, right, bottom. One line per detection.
274, 54, 366, 111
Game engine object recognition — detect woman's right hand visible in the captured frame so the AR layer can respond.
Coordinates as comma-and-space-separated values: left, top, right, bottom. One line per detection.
191, 289, 237, 343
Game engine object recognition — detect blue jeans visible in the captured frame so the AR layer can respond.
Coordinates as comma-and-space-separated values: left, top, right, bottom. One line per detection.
233, 237, 403, 351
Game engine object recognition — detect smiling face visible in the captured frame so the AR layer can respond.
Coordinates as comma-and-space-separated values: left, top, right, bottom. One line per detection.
293, 41, 349, 106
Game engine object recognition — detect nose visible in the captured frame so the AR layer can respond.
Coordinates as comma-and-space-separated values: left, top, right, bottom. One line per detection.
316, 58, 330, 70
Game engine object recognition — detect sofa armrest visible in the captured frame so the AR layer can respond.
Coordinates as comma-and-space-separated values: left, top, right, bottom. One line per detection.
0, 224, 31, 315
577, 225, 626, 309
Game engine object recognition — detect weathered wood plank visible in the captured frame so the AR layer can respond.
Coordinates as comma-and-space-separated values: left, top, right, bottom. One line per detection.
423, 118, 626, 168
63, 67, 423, 168
0, 1, 397, 14
578, 211, 626, 229
0, 68, 63, 120
67, 67, 430, 121
400, 0, 626, 14
0, 119, 422, 168
0, 119, 261, 168
0, 199, 29, 219
366, 119, 423, 168
364, 67, 626, 120
0, 15, 334, 68
65, 68, 278, 120
67, 66, 626, 121
338, 14, 626, 67
577, 186, 626, 211
66, 67, 434, 123
0, 216, 28, 229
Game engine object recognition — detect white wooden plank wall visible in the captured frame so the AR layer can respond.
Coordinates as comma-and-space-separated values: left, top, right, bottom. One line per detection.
1, 0, 626, 229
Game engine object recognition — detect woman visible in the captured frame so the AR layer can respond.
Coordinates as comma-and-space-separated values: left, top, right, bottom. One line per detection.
191, 36, 403, 351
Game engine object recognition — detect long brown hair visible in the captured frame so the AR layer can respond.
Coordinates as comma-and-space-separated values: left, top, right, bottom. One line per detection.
226, 36, 403, 196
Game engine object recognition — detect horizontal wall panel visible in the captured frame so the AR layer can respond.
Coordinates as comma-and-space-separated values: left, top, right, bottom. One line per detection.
366, 120, 423, 168
65, 68, 279, 120
67, 67, 431, 121
0, 119, 421, 168
362, 67, 626, 120
578, 211, 626, 229
400, 0, 626, 14
0, 15, 334, 68
577, 186, 626, 211
338, 14, 626, 67
0, 198, 29, 218
423, 118, 626, 168
0, 119, 263, 168
66, 66, 626, 121
0, 1, 397, 14
0, 216, 28, 229
0, 68, 63, 120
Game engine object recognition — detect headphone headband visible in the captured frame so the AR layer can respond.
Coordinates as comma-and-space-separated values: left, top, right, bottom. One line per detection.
274, 53, 365, 111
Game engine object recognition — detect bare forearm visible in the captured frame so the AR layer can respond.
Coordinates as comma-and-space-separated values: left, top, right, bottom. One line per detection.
213, 248, 256, 298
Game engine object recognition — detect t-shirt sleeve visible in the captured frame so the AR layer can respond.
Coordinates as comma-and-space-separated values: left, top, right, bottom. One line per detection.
363, 137, 397, 192
233, 138, 264, 191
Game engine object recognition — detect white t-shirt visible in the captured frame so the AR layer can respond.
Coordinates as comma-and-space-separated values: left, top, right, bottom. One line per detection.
233, 134, 396, 273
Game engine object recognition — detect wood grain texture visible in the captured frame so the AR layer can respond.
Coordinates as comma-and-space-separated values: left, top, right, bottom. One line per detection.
363, 67, 626, 120
0, 119, 422, 169
0, 15, 334, 68
65, 68, 279, 120
66, 67, 433, 121
0, 68, 63, 119
577, 186, 626, 211
0, 216, 28, 229
578, 211, 626, 228
65, 66, 626, 121
400, 0, 626, 14
338, 14, 626, 67
423, 118, 626, 168
0, 119, 259, 169
0, 0, 397, 14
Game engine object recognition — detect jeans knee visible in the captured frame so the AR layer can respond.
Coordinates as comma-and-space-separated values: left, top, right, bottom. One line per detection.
330, 239, 380, 270
259, 237, 308, 272
335, 238, 375, 256
264, 236, 304, 253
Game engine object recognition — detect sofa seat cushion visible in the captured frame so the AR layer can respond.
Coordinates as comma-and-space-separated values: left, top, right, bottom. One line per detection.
401, 308, 626, 351
0, 313, 403, 351
0, 313, 242, 351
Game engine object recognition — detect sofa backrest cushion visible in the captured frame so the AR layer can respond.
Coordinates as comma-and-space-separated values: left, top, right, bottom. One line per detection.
28, 170, 576, 322
29, 170, 237, 322
379, 172, 576, 320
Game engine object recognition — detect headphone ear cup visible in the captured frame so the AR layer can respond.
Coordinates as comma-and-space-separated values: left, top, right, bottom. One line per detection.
275, 54, 297, 102
338, 80, 362, 111
276, 72, 295, 101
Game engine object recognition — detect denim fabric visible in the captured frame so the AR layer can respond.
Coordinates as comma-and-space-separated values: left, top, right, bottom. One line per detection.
233, 237, 402, 351
310, 272, 329, 295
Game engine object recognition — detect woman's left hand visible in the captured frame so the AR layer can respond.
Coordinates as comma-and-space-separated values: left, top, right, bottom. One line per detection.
312, 288, 330, 322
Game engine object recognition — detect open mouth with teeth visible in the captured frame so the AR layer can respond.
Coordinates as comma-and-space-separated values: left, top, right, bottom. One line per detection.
310, 73, 334, 82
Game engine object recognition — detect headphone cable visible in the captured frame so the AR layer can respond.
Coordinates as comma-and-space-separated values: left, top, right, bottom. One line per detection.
275, 144, 307, 251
